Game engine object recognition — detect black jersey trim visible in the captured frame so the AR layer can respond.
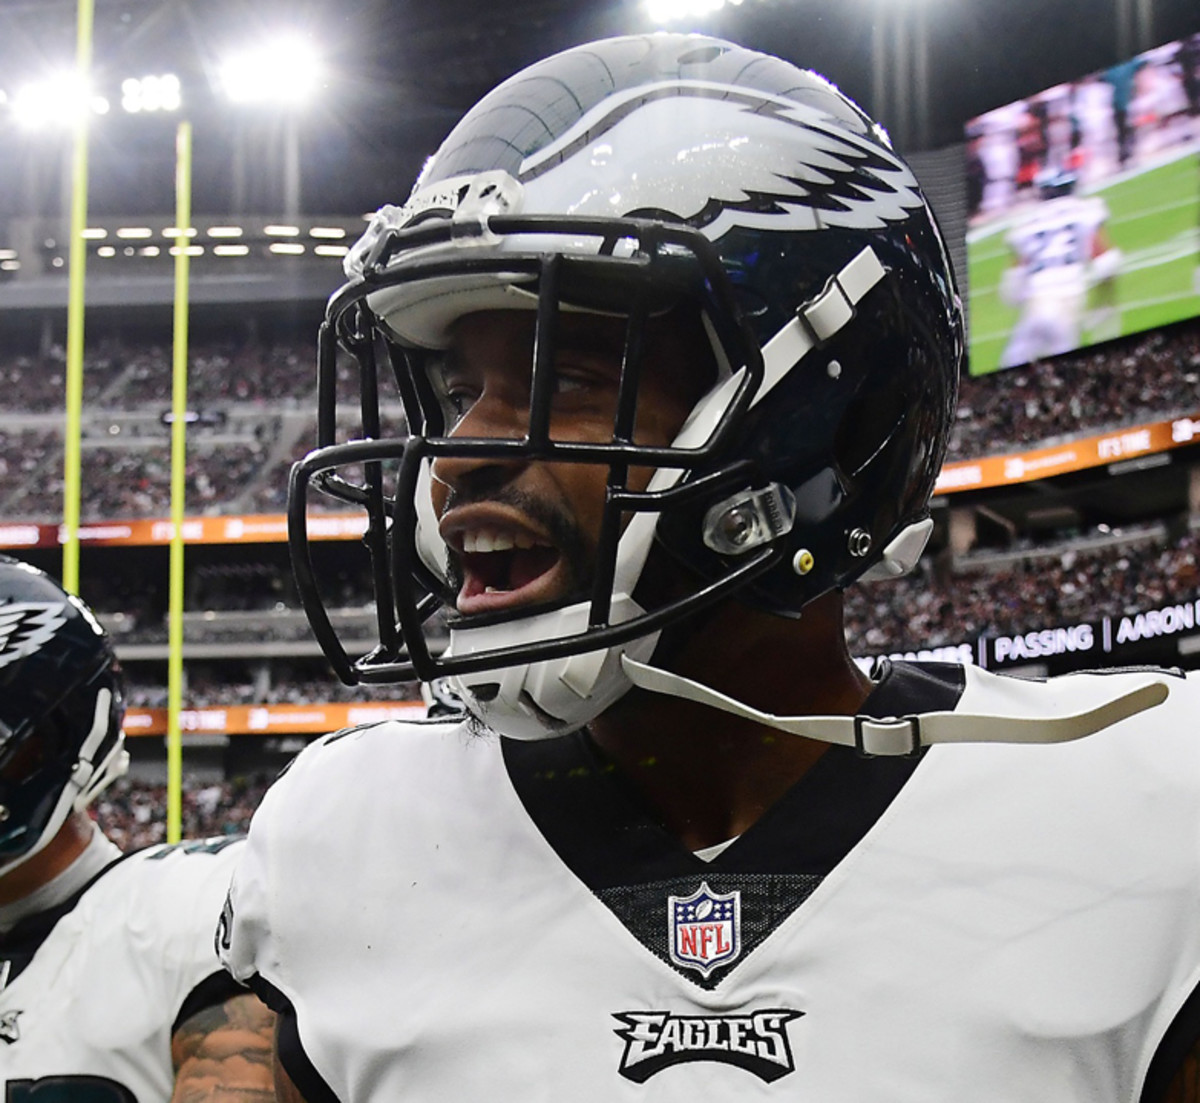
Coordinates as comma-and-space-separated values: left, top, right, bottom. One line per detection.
504, 730, 698, 887
861, 659, 968, 717
172, 969, 250, 1035
1140, 979, 1200, 1102
247, 975, 342, 1103
503, 659, 965, 885
503, 659, 966, 986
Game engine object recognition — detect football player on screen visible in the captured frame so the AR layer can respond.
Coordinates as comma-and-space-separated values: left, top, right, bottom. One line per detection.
220, 34, 1200, 1102
0, 556, 275, 1102
998, 168, 1122, 367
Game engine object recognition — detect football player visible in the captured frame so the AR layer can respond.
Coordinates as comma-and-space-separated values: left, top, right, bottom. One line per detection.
998, 169, 1122, 366
220, 34, 1200, 1101
0, 555, 275, 1102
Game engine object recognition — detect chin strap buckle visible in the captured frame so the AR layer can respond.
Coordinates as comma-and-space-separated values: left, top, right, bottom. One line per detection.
853, 714, 923, 758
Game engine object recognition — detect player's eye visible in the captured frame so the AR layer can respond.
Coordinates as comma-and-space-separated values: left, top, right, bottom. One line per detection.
429, 359, 481, 426
551, 369, 591, 396
442, 383, 479, 424
549, 350, 621, 399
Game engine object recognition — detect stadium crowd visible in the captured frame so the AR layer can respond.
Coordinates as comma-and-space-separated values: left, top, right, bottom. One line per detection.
123, 671, 423, 709
91, 773, 273, 851
0, 337, 316, 412
69, 521, 1199, 709
844, 526, 1200, 654
947, 319, 1200, 459
1, 317, 1198, 522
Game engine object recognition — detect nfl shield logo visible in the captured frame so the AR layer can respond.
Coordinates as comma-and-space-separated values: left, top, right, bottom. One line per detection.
668, 882, 741, 977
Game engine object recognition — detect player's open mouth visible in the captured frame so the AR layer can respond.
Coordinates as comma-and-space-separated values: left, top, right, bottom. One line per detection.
443, 517, 566, 615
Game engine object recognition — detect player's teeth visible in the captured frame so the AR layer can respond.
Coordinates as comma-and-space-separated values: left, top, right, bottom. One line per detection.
461, 528, 542, 554
484, 585, 504, 594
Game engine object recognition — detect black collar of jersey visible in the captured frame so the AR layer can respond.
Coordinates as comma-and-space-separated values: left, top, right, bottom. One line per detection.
504, 659, 966, 885
503, 659, 966, 987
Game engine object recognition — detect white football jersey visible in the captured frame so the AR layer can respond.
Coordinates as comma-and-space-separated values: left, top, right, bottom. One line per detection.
222, 664, 1200, 1101
1, 836, 246, 1103
1000, 194, 1110, 366
1007, 194, 1108, 287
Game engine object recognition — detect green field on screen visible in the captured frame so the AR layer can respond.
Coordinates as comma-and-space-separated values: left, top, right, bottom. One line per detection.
967, 152, 1200, 376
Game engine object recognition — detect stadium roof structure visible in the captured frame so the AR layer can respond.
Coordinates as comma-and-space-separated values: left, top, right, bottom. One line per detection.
0, 0, 1195, 222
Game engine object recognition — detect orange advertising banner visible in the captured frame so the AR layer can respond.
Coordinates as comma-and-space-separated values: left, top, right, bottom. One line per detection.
0, 512, 368, 550
123, 700, 427, 737
935, 412, 1200, 495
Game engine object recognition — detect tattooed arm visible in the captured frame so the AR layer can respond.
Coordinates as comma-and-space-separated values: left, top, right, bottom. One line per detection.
170, 991, 277, 1102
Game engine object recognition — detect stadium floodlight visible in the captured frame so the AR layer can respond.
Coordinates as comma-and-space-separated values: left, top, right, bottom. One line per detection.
645, 0, 744, 24
120, 74, 181, 114
10, 72, 109, 129
218, 35, 323, 106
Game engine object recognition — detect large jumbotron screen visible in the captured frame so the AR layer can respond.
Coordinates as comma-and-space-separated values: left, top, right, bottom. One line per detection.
964, 33, 1200, 375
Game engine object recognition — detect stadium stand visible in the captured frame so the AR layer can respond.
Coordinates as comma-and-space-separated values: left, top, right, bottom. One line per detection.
3, 318, 1196, 524
844, 525, 1200, 656
91, 774, 273, 852
948, 319, 1200, 459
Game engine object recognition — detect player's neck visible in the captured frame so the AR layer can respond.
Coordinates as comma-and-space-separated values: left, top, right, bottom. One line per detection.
588, 593, 872, 852
0, 813, 96, 907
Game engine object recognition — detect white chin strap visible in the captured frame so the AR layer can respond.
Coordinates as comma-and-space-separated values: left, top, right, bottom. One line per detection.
621, 656, 1172, 757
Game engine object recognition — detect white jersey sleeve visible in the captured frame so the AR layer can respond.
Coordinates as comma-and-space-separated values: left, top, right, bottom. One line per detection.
219, 732, 344, 995
220, 723, 467, 1002
0, 835, 247, 1103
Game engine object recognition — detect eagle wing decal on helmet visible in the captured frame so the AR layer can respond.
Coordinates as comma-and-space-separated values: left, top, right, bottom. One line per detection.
517, 81, 926, 236
0, 602, 68, 671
